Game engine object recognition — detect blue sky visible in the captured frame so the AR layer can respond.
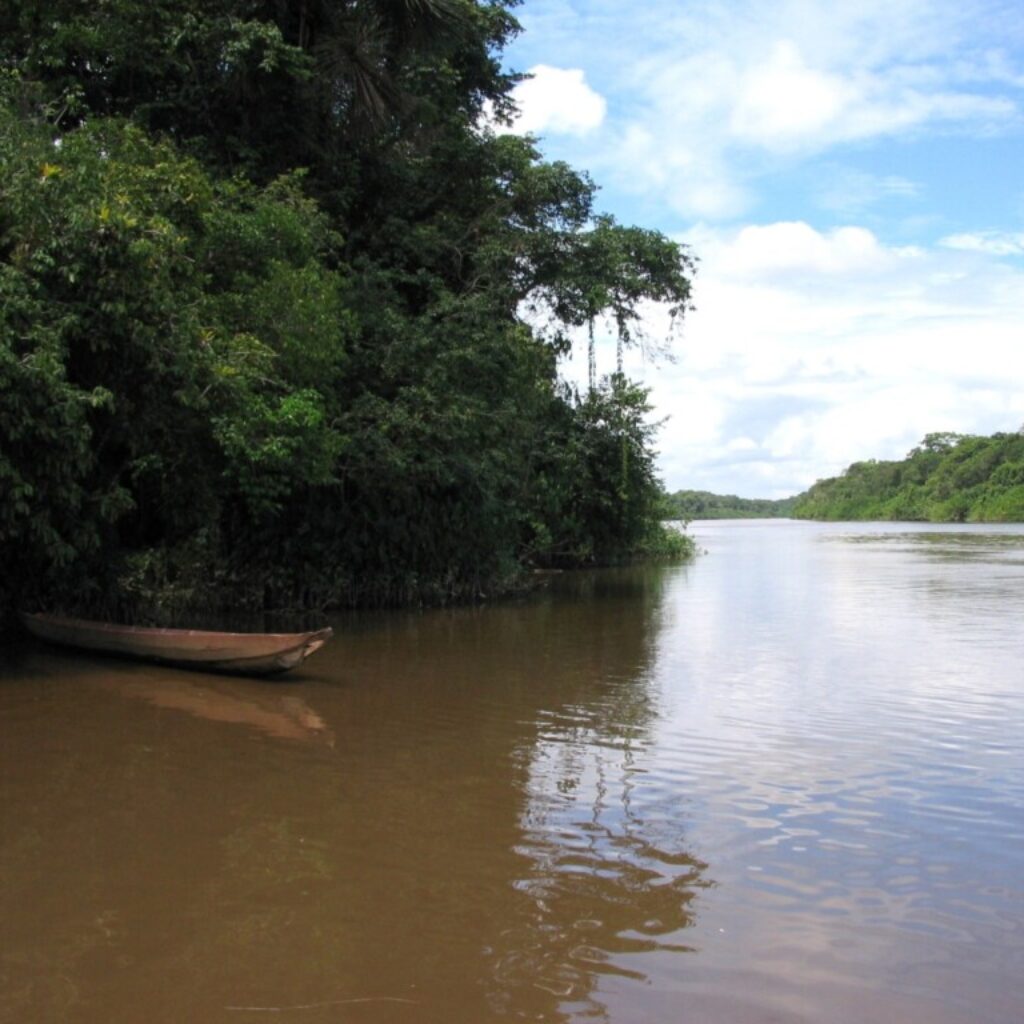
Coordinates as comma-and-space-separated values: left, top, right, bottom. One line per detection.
499, 0, 1024, 497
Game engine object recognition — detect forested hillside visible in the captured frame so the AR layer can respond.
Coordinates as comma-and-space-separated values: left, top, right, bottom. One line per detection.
793, 431, 1024, 521
663, 490, 797, 520
0, 0, 695, 624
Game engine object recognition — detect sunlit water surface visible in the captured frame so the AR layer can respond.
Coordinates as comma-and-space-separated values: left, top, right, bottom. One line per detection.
2, 520, 1024, 1022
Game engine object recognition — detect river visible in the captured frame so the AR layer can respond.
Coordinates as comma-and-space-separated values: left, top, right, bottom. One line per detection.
2, 520, 1024, 1023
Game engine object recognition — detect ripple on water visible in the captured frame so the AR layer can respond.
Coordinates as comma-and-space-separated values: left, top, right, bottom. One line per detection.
501, 524, 1024, 1019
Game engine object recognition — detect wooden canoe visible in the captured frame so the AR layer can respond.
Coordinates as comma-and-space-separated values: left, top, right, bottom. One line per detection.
20, 613, 332, 676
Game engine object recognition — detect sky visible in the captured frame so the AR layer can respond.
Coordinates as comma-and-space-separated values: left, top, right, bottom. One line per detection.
499, 0, 1024, 497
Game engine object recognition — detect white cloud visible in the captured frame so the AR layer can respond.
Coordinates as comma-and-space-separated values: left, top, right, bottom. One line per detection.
712, 222, 918, 277
814, 169, 921, 215
729, 41, 853, 148
512, 1, 1023, 220
563, 220, 1024, 497
940, 231, 1024, 255
614, 123, 750, 219
508, 65, 607, 137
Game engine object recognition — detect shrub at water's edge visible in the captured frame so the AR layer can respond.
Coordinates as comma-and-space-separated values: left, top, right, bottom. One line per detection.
0, 3, 696, 626
792, 431, 1024, 522
636, 521, 697, 561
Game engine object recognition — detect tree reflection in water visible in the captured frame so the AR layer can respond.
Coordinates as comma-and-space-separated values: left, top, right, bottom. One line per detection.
486, 568, 713, 1021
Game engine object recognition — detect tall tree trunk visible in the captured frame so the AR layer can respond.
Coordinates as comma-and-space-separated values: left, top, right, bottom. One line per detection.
588, 320, 596, 392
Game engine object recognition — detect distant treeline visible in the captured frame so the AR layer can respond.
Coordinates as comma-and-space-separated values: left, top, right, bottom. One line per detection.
792, 431, 1024, 521
663, 490, 798, 520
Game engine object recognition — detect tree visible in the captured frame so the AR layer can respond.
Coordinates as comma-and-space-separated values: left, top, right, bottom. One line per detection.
0, 101, 349, 614
1, 0, 695, 622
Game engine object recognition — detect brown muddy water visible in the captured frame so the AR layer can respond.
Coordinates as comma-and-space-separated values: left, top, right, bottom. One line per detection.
2, 520, 1024, 1023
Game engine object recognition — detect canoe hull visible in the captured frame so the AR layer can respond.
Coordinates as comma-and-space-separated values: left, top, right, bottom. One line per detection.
20, 614, 332, 676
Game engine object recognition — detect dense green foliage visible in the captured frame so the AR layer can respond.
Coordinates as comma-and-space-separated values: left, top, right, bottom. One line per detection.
792, 431, 1024, 522
663, 490, 798, 520
0, 1, 694, 622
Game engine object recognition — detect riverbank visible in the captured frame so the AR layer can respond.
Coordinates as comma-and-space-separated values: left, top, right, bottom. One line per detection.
0, 520, 696, 639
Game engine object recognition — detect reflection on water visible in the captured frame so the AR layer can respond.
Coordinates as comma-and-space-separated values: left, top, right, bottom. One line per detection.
3, 525, 1024, 1022
107, 676, 333, 746
498, 737, 709, 1019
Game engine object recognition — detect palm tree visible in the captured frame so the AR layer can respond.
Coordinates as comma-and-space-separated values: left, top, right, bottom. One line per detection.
283, 0, 471, 128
